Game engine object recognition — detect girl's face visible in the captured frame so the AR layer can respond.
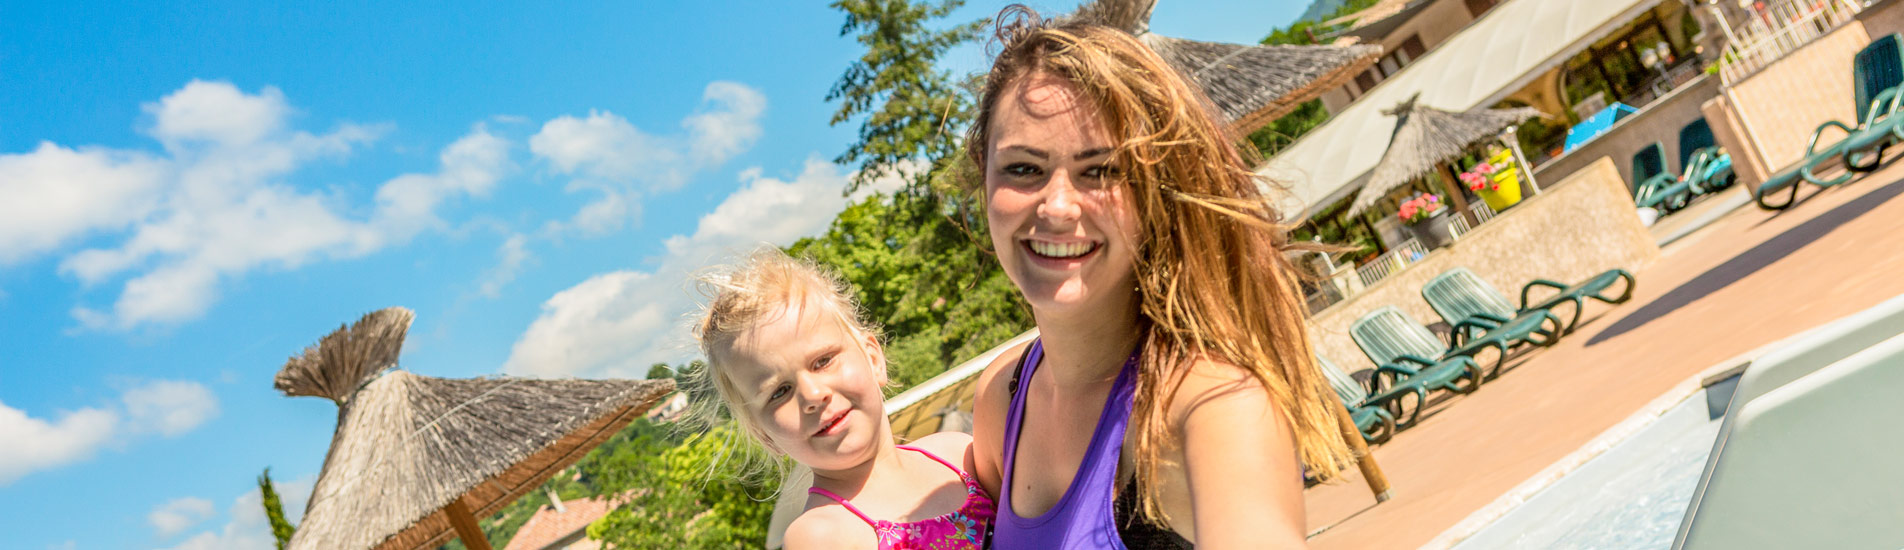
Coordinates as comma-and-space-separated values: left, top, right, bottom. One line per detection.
984, 74, 1140, 315
718, 295, 888, 473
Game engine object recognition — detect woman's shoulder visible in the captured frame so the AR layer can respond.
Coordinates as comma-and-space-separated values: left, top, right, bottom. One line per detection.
1166, 356, 1275, 423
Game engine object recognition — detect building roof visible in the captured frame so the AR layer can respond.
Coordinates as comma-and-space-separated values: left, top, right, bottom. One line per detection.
502, 496, 621, 550
1261, 0, 1664, 217
1352, 93, 1542, 214
1069, 0, 1384, 131
278, 308, 675, 550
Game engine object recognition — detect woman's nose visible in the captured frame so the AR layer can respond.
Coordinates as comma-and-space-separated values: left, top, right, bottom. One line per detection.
1037, 170, 1082, 222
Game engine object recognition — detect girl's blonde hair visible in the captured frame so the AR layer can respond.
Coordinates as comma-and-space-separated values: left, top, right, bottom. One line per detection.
680, 246, 884, 479
965, 6, 1357, 524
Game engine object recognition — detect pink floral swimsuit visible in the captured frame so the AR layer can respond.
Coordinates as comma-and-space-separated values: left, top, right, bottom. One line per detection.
807, 445, 996, 550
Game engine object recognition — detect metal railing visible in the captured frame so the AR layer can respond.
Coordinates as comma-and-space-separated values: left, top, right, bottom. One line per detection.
1718, 0, 1865, 85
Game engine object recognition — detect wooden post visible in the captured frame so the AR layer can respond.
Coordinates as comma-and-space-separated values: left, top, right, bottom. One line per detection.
445, 498, 494, 550
1437, 166, 1481, 228
1334, 404, 1393, 502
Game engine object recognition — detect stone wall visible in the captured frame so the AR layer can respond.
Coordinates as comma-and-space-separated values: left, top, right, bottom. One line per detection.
1722, 20, 1869, 175
1308, 158, 1661, 371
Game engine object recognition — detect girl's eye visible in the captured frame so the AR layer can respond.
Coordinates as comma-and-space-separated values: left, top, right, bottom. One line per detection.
812, 353, 836, 370
769, 384, 791, 402
1001, 162, 1042, 178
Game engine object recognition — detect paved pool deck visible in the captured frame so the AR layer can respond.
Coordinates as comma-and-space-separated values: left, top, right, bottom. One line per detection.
1302, 161, 1904, 549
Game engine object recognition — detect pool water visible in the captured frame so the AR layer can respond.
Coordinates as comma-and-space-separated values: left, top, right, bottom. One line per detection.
1452, 384, 1727, 549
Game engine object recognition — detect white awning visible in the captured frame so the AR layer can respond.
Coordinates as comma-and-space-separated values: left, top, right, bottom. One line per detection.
1265, 0, 1663, 216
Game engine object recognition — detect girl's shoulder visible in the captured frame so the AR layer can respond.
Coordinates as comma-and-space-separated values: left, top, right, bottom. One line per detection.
787, 497, 878, 550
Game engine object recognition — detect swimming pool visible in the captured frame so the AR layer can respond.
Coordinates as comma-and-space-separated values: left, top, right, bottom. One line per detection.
1451, 381, 1729, 549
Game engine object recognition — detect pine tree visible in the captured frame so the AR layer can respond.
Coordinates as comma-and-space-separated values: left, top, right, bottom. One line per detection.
258, 468, 297, 550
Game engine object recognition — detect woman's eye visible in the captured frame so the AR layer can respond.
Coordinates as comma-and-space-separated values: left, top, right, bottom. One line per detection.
813, 353, 836, 370
1001, 163, 1042, 178
1081, 165, 1121, 180
769, 384, 791, 402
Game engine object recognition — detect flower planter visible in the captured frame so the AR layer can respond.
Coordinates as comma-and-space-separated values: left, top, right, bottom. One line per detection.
1406, 209, 1454, 249
1479, 167, 1524, 211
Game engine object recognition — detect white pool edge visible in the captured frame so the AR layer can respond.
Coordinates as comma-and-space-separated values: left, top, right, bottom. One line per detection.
1419, 331, 1814, 550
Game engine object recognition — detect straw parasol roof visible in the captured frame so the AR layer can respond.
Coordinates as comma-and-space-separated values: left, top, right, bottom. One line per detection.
1069, 0, 1384, 132
279, 307, 675, 550
1349, 93, 1543, 215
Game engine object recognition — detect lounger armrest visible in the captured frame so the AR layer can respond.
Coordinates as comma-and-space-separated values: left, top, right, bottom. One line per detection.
1452, 318, 1502, 342
1865, 88, 1903, 126
1520, 279, 1568, 310
1808, 120, 1855, 155
1372, 362, 1421, 378
1391, 353, 1441, 369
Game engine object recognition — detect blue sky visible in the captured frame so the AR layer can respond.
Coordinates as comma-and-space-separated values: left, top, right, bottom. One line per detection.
0, 1, 1307, 548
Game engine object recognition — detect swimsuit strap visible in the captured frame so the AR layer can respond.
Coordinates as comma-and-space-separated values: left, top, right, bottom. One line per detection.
894, 444, 970, 480
806, 486, 880, 527
804, 446, 967, 529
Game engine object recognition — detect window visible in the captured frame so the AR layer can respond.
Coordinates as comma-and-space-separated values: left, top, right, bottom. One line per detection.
1400, 35, 1426, 60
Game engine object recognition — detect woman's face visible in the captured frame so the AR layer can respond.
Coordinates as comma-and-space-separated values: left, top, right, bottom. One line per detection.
984, 73, 1140, 315
717, 296, 888, 473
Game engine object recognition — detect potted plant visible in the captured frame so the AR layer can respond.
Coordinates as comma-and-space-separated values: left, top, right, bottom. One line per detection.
1398, 192, 1453, 249
1461, 147, 1524, 211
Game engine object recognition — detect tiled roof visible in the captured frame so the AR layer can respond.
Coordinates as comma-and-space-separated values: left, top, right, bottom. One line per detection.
502, 496, 620, 550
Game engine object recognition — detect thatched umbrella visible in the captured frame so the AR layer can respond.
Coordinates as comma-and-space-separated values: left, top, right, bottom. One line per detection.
1070, 0, 1383, 131
1348, 93, 1543, 216
278, 307, 674, 550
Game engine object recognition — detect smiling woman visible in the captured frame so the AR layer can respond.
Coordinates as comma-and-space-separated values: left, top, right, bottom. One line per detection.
964, 6, 1359, 549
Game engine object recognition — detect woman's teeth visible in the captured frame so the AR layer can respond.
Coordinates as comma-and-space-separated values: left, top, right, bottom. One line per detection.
1029, 241, 1094, 259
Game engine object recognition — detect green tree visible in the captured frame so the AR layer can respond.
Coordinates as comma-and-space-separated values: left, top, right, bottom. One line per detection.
584, 423, 776, 549
826, 0, 987, 194
809, 0, 1031, 394
645, 362, 676, 380
257, 468, 296, 550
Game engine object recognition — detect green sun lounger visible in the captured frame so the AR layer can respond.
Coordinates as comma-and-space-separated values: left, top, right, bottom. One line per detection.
1678, 119, 1734, 196
1755, 33, 1904, 210
1518, 268, 1638, 332
1320, 355, 1397, 443
1320, 353, 1475, 435
1633, 143, 1693, 213
1421, 267, 1566, 348
1350, 305, 1505, 379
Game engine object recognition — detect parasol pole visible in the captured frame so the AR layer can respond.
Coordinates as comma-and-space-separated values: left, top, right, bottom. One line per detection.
1436, 166, 1480, 228
445, 498, 494, 550
1334, 404, 1393, 502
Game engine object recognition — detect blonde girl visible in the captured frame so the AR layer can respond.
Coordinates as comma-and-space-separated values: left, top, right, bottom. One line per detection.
684, 248, 995, 550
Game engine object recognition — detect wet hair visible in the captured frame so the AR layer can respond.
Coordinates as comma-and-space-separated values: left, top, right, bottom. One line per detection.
965, 5, 1357, 524
680, 246, 885, 480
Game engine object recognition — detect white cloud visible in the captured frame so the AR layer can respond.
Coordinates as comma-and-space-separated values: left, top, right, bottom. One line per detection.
502, 158, 906, 378
0, 400, 117, 485
149, 497, 216, 537
11, 80, 512, 330
0, 379, 220, 485
478, 233, 532, 298
122, 380, 219, 437
0, 143, 167, 264
529, 81, 767, 236
684, 81, 768, 165
161, 476, 313, 550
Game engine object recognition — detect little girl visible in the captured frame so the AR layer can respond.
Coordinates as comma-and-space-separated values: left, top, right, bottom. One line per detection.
683, 248, 994, 550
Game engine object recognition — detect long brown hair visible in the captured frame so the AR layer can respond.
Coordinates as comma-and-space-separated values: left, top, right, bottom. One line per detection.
965, 6, 1355, 524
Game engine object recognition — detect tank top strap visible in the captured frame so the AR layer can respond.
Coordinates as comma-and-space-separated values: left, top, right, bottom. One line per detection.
806, 486, 879, 527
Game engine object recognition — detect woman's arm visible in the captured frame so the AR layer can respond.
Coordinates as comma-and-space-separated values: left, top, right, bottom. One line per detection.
1175, 359, 1309, 549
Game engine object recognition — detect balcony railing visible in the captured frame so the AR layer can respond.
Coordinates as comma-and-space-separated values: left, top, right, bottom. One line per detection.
1718, 0, 1865, 85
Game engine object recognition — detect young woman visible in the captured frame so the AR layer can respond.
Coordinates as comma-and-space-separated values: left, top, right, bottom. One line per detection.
964, 7, 1358, 549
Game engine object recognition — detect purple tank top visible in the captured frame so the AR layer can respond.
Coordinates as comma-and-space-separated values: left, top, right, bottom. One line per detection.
995, 339, 1139, 550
